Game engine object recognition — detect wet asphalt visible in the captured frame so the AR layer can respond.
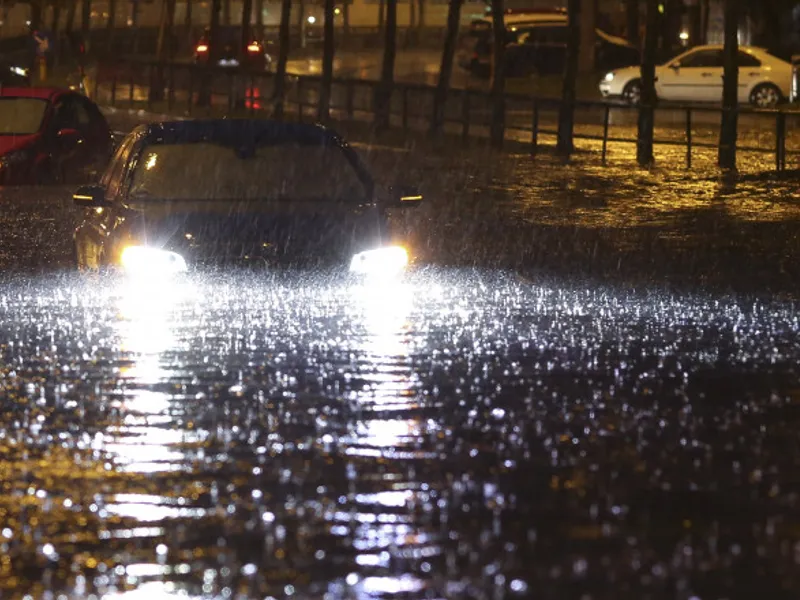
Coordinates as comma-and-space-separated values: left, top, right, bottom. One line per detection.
1, 125, 800, 598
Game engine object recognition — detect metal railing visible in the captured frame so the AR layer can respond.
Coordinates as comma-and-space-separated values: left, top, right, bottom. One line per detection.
96, 58, 800, 171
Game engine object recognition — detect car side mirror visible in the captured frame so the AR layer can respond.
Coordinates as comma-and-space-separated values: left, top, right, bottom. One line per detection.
58, 127, 81, 148
388, 185, 422, 207
669, 62, 680, 71
73, 184, 108, 207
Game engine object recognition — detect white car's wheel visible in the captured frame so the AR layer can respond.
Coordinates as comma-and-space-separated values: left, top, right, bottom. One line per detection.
750, 83, 782, 109
622, 79, 642, 106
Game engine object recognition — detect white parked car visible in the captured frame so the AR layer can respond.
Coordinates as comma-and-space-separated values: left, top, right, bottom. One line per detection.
599, 45, 792, 108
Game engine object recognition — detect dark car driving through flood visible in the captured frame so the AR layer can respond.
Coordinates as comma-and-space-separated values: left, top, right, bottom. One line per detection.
72, 119, 422, 276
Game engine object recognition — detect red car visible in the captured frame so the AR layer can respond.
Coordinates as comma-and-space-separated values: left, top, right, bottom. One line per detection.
0, 87, 113, 185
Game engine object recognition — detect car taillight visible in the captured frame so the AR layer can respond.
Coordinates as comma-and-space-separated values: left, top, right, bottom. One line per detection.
196, 44, 208, 53
247, 42, 260, 53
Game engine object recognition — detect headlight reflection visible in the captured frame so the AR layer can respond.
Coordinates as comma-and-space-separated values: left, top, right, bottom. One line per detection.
107, 278, 203, 476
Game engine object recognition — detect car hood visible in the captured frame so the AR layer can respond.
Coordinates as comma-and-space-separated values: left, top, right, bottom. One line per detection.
124, 200, 384, 266
0, 134, 38, 156
608, 64, 667, 78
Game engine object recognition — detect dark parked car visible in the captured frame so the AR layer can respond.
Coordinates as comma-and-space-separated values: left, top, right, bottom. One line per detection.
194, 26, 274, 71
0, 87, 113, 185
458, 13, 640, 77
72, 120, 422, 275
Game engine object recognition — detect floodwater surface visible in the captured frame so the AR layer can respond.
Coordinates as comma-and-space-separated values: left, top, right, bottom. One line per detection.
1, 139, 800, 598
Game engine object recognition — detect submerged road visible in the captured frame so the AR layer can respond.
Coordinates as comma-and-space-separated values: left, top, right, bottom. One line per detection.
1, 134, 800, 597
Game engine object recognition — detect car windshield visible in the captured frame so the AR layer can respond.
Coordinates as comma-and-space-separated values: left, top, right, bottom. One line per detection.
0, 97, 48, 134
129, 141, 366, 202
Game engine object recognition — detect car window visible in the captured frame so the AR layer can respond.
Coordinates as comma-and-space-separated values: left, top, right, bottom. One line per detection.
0, 97, 48, 134
678, 49, 724, 68
51, 96, 89, 130
128, 142, 366, 202
102, 136, 135, 199
71, 96, 91, 126
738, 51, 761, 67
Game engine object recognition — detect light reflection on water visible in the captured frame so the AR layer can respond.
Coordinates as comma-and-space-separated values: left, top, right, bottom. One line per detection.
2, 269, 800, 598
107, 280, 204, 493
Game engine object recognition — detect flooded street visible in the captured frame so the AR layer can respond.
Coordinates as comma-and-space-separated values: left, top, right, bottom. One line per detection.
2, 268, 800, 598
2, 132, 800, 598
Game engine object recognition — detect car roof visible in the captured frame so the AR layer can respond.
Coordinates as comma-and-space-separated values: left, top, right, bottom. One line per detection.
675, 44, 787, 63
683, 44, 765, 54
472, 13, 568, 26
134, 119, 346, 147
0, 86, 63, 99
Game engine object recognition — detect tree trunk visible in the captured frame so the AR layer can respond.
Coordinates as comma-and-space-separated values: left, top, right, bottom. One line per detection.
700, 0, 709, 44
51, 1, 62, 31
431, 0, 462, 135
186, 0, 193, 36
209, 0, 221, 62
256, 0, 263, 27
81, 0, 90, 33
167, 0, 176, 57
197, 0, 221, 106
557, 0, 580, 157
273, 0, 291, 118
297, 0, 306, 49
106, 0, 117, 52
409, 0, 416, 46
489, 0, 505, 148
636, 0, 658, 166
65, 0, 77, 34
151, 0, 168, 102
718, 0, 739, 170
51, 1, 62, 65
378, 0, 385, 31
223, 0, 230, 25
662, 0, 682, 56
343, 0, 349, 38
625, 0, 639, 47
375, 0, 397, 129
687, 1, 701, 47
240, 0, 253, 61
418, 0, 425, 28
578, 0, 595, 73
318, 0, 335, 121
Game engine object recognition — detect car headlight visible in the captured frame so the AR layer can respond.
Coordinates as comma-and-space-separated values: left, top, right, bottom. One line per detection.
0, 149, 30, 169
349, 246, 408, 276
604, 72, 615, 82
120, 246, 187, 276
10, 65, 28, 77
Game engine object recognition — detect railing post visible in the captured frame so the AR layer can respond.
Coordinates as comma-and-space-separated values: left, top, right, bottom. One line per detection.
249, 73, 255, 115
187, 67, 194, 115
297, 78, 303, 121
228, 72, 235, 113
146, 64, 153, 111
531, 99, 539, 156
346, 80, 354, 117
402, 87, 409, 130
91, 64, 98, 100
110, 67, 117, 106
128, 63, 134, 105
775, 111, 786, 171
601, 104, 610, 165
461, 91, 470, 141
167, 64, 174, 112
685, 108, 692, 169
